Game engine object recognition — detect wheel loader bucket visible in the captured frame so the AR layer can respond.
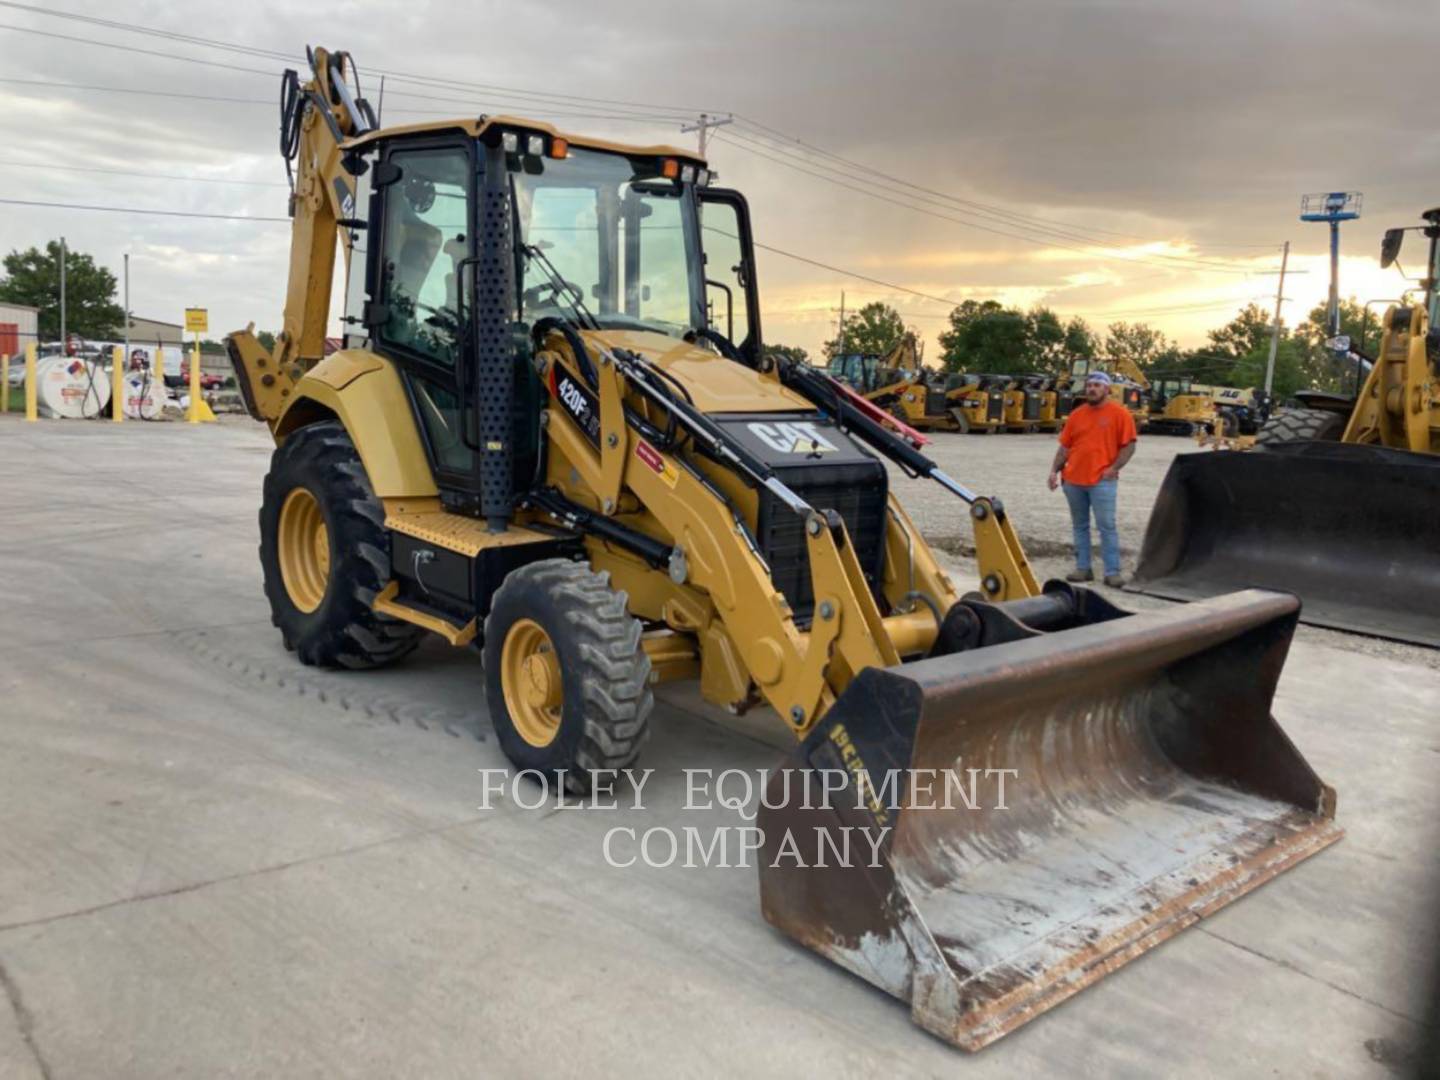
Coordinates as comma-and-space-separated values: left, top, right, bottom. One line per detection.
757, 587, 1339, 1052
1130, 442, 1440, 647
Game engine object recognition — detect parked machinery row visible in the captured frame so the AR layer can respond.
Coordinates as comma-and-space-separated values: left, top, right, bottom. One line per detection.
825, 349, 1080, 435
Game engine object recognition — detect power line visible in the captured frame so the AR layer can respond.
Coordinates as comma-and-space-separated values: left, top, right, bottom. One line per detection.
713, 133, 1262, 276
726, 115, 1281, 255
0, 23, 278, 77
0, 4, 703, 122
0, 197, 287, 222
0, 157, 289, 187
750, 241, 960, 306
0, 76, 690, 126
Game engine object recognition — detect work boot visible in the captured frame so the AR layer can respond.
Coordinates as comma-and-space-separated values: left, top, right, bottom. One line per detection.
1104, 573, 1126, 588
1066, 569, 1094, 583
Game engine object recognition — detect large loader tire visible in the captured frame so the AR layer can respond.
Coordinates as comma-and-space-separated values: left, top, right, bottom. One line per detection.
1256, 406, 1347, 446
259, 420, 423, 669
483, 559, 652, 793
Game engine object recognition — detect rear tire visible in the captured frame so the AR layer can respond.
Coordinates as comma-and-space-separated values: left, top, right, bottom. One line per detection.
483, 559, 653, 793
1256, 407, 1347, 445
259, 420, 424, 669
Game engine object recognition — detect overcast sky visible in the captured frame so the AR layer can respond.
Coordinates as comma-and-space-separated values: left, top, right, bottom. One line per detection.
2, 0, 1437, 361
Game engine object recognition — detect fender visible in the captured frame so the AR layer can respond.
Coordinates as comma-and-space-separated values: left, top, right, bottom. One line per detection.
274, 350, 438, 499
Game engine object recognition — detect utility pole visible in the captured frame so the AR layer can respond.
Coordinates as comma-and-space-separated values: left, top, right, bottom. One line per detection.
59, 235, 67, 350
1264, 240, 1290, 395
123, 253, 131, 358
680, 113, 733, 158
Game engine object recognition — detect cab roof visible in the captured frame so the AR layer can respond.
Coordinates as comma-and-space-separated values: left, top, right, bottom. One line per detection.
344, 114, 707, 165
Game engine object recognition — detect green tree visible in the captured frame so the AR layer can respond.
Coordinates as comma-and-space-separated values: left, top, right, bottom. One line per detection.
823, 302, 905, 359
1104, 321, 1170, 371
1062, 316, 1099, 364
1293, 297, 1369, 393
1229, 337, 1306, 398
1024, 308, 1097, 372
938, 300, 1029, 375
256, 330, 277, 352
1205, 303, 1273, 363
0, 242, 124, 341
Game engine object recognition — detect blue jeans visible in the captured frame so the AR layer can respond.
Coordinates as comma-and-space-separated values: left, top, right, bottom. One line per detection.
1062, 478, 1120, 577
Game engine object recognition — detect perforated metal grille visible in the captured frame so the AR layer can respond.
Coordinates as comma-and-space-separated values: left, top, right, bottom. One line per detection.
476, 183, 516, 521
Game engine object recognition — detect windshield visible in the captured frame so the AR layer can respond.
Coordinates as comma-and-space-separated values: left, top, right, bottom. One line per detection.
512, 147, 701, 337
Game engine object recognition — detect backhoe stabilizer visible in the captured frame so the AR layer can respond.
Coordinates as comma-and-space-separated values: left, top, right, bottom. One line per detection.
227, 326, 295, 427
758, 587, 1339, 1051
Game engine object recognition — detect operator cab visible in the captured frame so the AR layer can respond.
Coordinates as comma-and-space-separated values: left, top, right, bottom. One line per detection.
338, 118, 761, 525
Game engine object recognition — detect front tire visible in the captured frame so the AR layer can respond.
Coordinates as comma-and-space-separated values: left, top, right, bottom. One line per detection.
259, 420, 423, 669
483, 559, 652, 792
1256, 406, 1347, 445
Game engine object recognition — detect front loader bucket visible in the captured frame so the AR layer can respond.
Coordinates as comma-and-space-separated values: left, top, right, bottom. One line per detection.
1130, 442, 1440, 646
757, 587, 1339, 1052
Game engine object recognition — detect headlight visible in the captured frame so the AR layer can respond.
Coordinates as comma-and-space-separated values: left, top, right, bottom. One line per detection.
527, 134, 545, 156
501, 132, 519, 153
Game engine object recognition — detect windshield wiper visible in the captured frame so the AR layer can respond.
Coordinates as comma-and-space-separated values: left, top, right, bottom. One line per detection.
521, 242, 600, 331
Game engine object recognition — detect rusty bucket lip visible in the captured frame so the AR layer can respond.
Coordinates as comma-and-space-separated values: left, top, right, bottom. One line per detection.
758, 583, 1339, 1055
937, 815, 1344, 1052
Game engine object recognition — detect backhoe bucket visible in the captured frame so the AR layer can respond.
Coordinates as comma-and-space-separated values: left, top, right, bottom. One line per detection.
757, 587, 1339, 1052
1130, 442, 1440, 646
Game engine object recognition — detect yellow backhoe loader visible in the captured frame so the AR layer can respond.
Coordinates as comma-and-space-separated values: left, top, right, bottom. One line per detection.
829, 335, 978, 434
1132, 209, 1440, 645
943, 371, 1007, 433
229, 47, 1340, 1052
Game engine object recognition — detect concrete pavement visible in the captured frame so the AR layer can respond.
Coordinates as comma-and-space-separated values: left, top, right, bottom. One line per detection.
0, 415, 1436, 1078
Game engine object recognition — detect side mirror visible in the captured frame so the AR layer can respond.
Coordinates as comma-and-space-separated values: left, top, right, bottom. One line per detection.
1380, 228, 1404, 269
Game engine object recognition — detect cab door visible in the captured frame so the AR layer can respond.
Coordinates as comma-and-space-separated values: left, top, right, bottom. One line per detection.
365, 138, 484, 499
697, 188, 762, 365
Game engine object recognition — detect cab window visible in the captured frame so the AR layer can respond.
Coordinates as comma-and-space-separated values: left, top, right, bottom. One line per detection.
377, 146, 470, 366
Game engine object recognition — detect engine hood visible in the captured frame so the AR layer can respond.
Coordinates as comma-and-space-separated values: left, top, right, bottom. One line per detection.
580, 328, 814, 415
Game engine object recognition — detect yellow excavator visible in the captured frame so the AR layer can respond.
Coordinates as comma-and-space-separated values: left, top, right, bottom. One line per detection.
1132, 208, 1440, 646
228, 47, 1340, 1052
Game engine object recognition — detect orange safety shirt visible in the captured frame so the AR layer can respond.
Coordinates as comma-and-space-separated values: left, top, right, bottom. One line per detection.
1059, 400, 1138, 486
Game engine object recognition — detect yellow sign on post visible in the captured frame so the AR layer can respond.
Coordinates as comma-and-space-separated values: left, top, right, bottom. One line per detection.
184, 308, 214, 424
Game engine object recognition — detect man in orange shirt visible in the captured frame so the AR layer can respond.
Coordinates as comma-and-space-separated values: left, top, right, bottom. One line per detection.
1047, 371, 1138, 586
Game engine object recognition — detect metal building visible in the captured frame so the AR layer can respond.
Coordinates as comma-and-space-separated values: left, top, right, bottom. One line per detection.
0, 301, 39, 358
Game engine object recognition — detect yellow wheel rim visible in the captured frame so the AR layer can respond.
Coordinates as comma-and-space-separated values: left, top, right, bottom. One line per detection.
500, 618, 563, 748
277, 487, 330, 614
